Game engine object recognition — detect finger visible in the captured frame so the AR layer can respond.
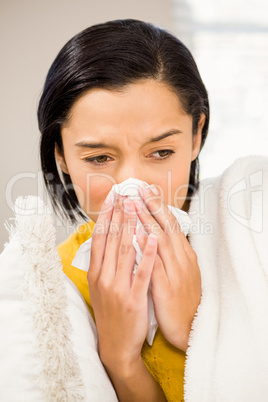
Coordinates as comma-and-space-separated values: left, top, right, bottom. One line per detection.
180, 232, 199, 267
134, 198, 186, 278
151, 252, 168, 296
137, 183, 179, 234
136, 224, 148, 252
132, 233, 158, 298
136, 224, 167, 287
136, 185, 187, 265
116, 198, 137, 287
100, 193, 126, 281
89, 192, 114, 279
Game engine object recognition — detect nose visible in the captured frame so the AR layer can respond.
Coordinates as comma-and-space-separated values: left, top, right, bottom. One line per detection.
115, 162, 146, 185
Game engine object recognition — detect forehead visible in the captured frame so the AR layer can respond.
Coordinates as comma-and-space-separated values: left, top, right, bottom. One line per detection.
62, 80, 191, 146
66, 80, 185, 122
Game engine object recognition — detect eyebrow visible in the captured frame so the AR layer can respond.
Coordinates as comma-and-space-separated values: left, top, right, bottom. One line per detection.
75, 129, 182, 149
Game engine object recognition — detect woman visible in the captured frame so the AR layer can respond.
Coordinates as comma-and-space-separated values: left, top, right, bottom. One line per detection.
38, 19, 268, 401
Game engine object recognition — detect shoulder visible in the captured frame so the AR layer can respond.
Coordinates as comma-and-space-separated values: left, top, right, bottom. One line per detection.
189, 155, 268, 235
219, 154, 268, 188
214, 155, 268, 220
199, 155, 268, 188
196, 155, 268, 201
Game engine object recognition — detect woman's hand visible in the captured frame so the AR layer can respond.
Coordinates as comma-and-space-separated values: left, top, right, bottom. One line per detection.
87, 192, 166, 401
88, 193, 155, 368
134, 184, 201, 352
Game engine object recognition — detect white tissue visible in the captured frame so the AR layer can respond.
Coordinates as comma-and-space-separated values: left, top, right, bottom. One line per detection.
72, 178, 191, 345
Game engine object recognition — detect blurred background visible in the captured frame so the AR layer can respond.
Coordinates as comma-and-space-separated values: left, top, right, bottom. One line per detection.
1, 0, 268, 248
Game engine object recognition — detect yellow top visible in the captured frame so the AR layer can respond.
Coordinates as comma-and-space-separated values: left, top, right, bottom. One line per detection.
57, 221, 186, 402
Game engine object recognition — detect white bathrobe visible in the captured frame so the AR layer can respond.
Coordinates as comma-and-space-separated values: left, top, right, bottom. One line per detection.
1, 155, 267, 401
184, 155, 268, 402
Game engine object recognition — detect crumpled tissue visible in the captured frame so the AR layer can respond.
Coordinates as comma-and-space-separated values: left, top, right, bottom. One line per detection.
72, 178, 191, 345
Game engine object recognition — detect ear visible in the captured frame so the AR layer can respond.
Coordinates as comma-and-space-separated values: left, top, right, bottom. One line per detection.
191, 113, 206, 162
54, 143, 69, 174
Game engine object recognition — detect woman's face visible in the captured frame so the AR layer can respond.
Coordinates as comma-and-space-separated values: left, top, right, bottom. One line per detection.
56, 79, 205, 222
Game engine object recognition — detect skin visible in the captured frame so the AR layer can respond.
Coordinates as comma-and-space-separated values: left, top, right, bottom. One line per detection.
55, 79, 205, 401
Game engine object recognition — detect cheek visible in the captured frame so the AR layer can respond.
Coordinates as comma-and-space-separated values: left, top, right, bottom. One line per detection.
70, 171, 115, 222
157, 158, 191, 209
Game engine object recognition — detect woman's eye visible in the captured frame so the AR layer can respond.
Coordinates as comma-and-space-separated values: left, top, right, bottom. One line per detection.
84, 155, 111, 165
151, 150, 175, 159
84, 150, 175, 166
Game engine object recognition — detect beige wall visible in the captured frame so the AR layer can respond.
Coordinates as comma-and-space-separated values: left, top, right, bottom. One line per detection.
0, 0, 174, 249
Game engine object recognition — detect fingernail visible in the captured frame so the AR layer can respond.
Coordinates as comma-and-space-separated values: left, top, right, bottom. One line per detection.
141, 182, 149, 189
147, 233, 158, 245
123, 198, 135, 212
140, 182, 159, 196
134, 198, 144, 212
138, 182, 148, 194
150, 185, 159, 195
